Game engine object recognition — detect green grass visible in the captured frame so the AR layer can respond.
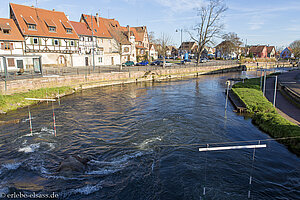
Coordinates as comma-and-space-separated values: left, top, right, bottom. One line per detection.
0, 86, 74, 113
232, 78, 300, 155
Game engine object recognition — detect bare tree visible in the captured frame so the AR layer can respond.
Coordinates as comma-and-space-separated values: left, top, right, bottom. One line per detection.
157, 33, 172, 68
290, 40, 300, 59
216, 32, 242, 58
189, 0, 227, 65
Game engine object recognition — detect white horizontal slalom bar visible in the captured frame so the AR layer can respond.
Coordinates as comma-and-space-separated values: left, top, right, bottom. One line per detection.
199, 144, 267, 152
25, 98, 56, 102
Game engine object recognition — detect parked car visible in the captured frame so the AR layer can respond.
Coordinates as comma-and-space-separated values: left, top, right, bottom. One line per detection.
200, 58, 208, 63
181, 59, 192, 64
150, 60, 163, 65
159, 61, 172, 67
122, 61, 135, 66
136, 60, 149, 66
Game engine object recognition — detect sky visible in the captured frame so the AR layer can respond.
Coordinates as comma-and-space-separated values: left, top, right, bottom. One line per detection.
1, 0, 300, 49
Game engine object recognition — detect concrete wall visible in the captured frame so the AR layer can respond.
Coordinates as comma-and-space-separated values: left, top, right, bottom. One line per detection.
0, 65, 239, 94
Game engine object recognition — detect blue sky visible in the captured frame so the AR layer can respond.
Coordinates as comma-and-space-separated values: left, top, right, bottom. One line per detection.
1, 0, 300, 49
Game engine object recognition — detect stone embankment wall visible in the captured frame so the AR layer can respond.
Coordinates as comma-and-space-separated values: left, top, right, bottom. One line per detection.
0, 65, 242, 95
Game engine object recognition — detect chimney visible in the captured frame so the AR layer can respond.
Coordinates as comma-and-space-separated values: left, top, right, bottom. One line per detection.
31, 5, 34, 8
52, 8, 55, 11
96, 13, 99, 27
127, 25, 130, 41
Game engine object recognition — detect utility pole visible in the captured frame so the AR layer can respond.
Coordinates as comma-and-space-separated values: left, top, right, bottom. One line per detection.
273, 76, 278, 107
176, 29, 183, 58
91, 14, 95, 71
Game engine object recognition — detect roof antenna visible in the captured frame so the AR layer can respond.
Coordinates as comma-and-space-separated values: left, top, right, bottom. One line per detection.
108, 8, 110, 18
35, 0, 40, 19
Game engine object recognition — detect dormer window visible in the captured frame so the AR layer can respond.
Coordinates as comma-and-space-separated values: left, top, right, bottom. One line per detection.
61, 21, 73, 34
0, 23, 12, 34
49, 26, 56, 32
3, 29, 10, 34
22, 16, 37, 30
66, 28, 72, 33
28, 24, 36, 30
44, 19, 56, 33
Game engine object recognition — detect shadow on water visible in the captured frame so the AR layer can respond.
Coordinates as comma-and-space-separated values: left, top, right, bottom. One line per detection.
0, 71, 299, 199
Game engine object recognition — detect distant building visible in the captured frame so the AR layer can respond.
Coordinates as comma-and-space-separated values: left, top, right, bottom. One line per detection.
280, 47, 293, 59
0, 18, 27, 72
267, 46, 276, 58
149, 43, 158, 60
249, 46, 268, 58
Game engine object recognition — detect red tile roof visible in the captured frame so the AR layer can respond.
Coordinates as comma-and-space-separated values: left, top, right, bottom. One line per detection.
249, 46, 266, 53
10, 3, 79, 39
0, 18, 24, 41
81, 14, 112, 38
70, 21, 92, 36
267, 46, 275, 54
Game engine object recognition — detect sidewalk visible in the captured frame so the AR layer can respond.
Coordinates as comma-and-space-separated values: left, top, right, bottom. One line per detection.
265, 70, 300, 126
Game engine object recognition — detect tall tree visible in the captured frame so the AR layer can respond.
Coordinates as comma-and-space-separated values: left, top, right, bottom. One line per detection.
290, 40, 300, 58
189, 0, 227, 65
157, 33, 172, 68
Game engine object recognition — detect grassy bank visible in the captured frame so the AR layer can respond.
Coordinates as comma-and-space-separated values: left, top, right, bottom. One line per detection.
0, 86, 74, 114
232, 78, 300, 155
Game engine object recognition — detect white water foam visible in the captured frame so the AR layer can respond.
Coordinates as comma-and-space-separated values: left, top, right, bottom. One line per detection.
18, 143, 40, 153
62, 183, 102, 197
139, 136, 162, 149
2, 162, 22, 170
41, 127, 55, 135
86, 168, 119, 175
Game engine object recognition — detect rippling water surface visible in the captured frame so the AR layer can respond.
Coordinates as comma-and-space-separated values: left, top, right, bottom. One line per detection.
0, 72, 299, 199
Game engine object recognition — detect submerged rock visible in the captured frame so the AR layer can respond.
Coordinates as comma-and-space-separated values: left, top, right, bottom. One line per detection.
57, 155, 90, 175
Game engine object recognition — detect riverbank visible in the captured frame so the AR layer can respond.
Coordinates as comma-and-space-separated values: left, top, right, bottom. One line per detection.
232, 78, 300, 156
0, 65, 244, 115
0, 86, 74, 114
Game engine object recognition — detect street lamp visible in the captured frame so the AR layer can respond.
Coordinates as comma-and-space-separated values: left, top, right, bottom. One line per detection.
176, 29, 183, 58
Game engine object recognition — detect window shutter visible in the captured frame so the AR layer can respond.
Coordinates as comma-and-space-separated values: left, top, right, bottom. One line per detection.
10, 43, 14, 50
75, 40, 77, 47
1, 43, 4, 50
39, 38, 42, 45
30, 38, 33, 44
59, 39, 61, 46
52, 39, 54, 46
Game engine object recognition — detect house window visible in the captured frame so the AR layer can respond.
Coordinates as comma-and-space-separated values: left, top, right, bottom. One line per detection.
28, 24, 36, 30
7, 58, 15, 67
109, 47, 112, 53
3, 29, 10, 34
124, 47, 129, 52
70, 41, 74, 46
49, 26, 56, 32
66, 28, 72, 33
2, 42, 13, 50
54, 39, 59, 46
99, 57, 103, 63
99, 50, 103, 56
33, 38, 38, 45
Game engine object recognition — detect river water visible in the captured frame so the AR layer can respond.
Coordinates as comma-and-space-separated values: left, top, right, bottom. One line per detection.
0, 72, 299, 199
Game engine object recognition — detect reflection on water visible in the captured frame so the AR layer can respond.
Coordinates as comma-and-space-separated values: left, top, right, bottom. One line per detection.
0, 72, 299, 199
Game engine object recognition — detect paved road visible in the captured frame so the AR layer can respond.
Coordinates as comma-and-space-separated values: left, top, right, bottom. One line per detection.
0, 60, 238, 82
265, 70, 300, 126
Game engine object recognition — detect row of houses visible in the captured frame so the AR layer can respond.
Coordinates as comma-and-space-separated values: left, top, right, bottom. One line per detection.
177, 41, 279, 59
0, 3, 155, 72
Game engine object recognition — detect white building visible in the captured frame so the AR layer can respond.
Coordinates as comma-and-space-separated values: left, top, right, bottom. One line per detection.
10, 3, 79, 67
0, 18, 28, 72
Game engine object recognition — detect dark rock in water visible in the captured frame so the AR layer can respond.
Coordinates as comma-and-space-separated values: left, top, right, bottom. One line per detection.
57, 155, 90, 175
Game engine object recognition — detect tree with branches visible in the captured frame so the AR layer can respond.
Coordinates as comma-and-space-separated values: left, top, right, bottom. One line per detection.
189, 0, 227, 65
157, 33, 172, 68
290, 40, 300, 59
